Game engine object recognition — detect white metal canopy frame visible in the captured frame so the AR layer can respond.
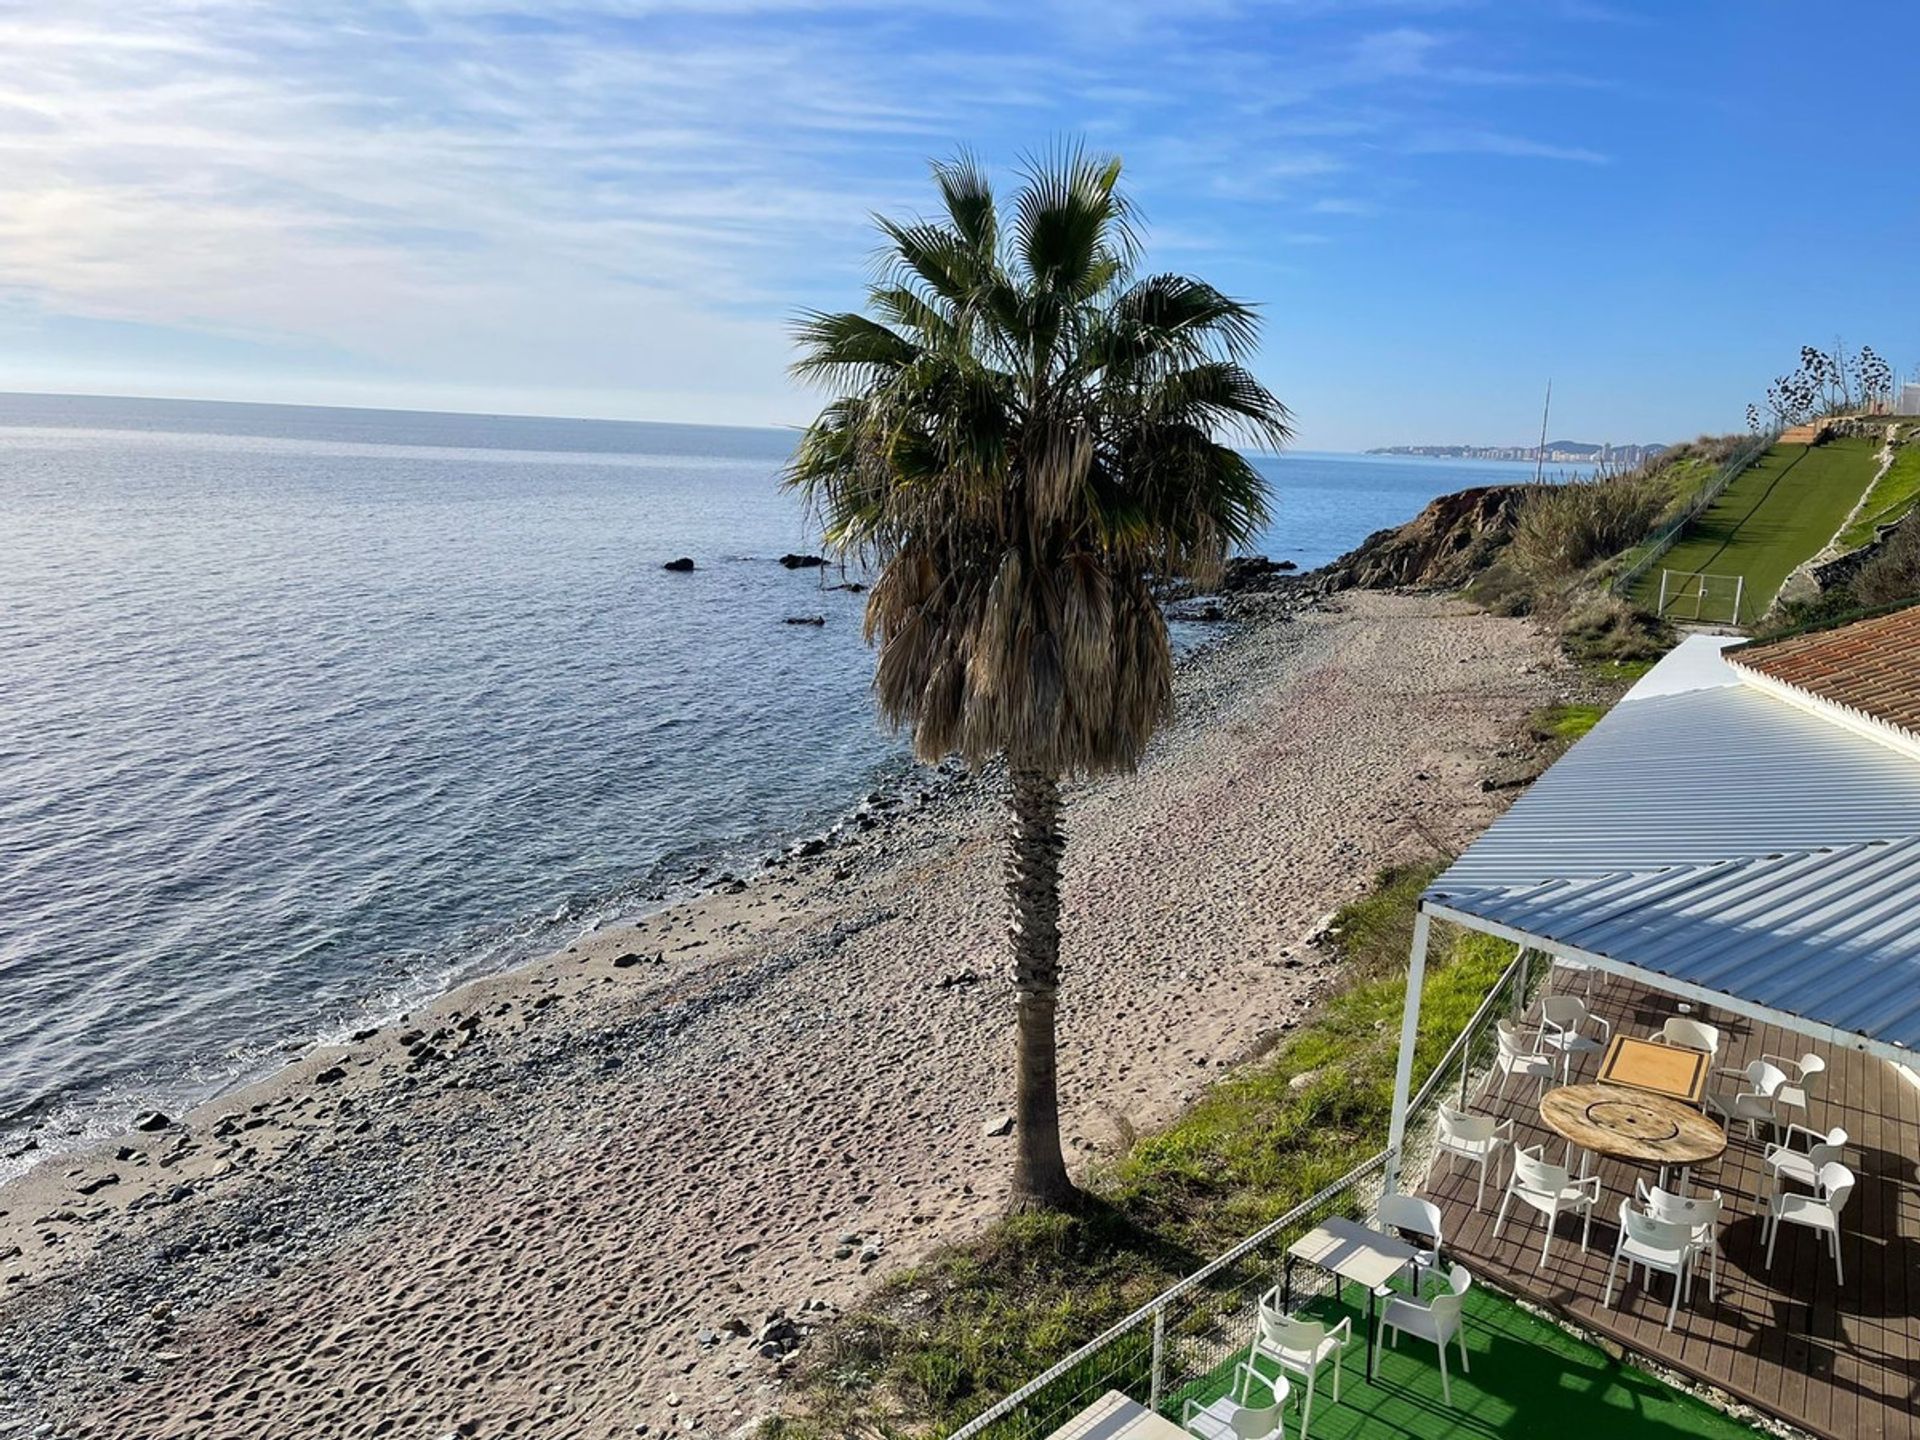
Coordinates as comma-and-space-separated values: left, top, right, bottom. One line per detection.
1381, 634, 1920, 1194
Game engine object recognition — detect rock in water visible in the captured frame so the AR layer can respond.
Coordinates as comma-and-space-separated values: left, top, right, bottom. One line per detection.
662, 557, 696, 572
782, 615, 826, 626
778, 553, 826, 569
132, 1110, 172, 1133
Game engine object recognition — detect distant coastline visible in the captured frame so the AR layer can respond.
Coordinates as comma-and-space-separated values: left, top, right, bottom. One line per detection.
1368, 439, 1668, 466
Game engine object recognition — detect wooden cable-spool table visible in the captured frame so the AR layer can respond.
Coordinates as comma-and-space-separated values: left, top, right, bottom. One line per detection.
1540, 1083, 1726, 1188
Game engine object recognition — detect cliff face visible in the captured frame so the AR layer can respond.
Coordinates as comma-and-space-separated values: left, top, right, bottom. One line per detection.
1321, 484, 1533, 591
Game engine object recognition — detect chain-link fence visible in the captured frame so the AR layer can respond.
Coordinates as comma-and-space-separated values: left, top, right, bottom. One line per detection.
1612, 431, 1778, 600
946, 949, 1534, 1440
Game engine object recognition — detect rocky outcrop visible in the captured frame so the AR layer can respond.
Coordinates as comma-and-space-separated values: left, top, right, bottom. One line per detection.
1321, 484, 1533, 592
662, 557, 695, 572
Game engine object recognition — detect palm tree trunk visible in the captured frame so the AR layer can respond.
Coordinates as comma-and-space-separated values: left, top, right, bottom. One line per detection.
1006, 764, 1076, 1212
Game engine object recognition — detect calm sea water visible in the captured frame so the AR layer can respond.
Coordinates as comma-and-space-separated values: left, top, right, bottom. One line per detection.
0, 393, 1549, 1168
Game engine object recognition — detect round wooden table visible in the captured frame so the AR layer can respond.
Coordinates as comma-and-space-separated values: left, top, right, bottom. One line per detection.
1540, 1083, 1726, 1172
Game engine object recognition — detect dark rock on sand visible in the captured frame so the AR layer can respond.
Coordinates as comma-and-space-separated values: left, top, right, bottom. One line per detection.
132, 1111, 172, 1133
663, 557, 696, 572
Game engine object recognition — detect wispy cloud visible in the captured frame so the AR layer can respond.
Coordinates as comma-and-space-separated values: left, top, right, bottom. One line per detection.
0, 0, 1619, 421
1406, 127, 1611, 163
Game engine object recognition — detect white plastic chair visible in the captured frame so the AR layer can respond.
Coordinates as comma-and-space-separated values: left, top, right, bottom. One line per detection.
1496, 1018, 1556, 1100
1246, 1298, 1348, 1440
1536, 995, 1610, 1082
1763, 1051, 1827, 1123
1378, 1192, 1444, 1290
1649, 1016, 1721, 1065
1603, 1199, 1695, 1331
1377, 1265, 1472, 1405
1637, 1180, 1724, 1303
1763, 1124, 1849, 1199
1764, 1160, 1855, 1286
1185, 1383, 1287, 1440
1493, 1145, 1599, 1269
1707, 1058, 1788, 1140
1435, 1104, 1513, 1211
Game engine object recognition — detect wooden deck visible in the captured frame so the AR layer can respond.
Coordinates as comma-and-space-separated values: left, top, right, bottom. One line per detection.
1416, 971, 1920, 1440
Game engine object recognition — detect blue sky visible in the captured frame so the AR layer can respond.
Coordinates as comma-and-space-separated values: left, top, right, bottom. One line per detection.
0, 1, 1913, 450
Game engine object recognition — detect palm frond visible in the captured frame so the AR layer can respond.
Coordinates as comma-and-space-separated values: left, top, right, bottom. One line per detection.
786, 147, 1288, 776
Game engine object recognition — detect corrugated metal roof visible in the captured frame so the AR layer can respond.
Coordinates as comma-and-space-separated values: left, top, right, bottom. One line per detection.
1427, 637, 1920, 1052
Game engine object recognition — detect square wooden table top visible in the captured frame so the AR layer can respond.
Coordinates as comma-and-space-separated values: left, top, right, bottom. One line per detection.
1287, 1215, 1418, 1290
1598, 1033, 1708, 1104
1043, 1390, 1186, 1440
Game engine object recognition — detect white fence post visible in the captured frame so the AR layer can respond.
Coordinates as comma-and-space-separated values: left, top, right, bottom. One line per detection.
1657, 569, 1669, 614
1149, 1306, 1165, 1413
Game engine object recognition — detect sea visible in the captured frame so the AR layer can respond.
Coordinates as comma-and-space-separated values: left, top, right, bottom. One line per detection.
0, 392, 1557, 1172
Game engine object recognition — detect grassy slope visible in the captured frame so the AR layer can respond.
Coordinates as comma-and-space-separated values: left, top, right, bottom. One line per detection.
1838, 440, 1920, 549
1628, 438, 1882, 620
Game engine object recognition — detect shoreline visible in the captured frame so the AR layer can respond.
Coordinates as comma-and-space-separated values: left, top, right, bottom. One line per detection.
0, 589, 1566, 1439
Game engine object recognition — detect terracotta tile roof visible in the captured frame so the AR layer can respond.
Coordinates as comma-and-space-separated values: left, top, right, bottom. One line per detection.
1729, 604, 1920, 740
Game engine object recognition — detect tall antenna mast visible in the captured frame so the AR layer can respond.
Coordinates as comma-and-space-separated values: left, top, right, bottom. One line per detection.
1533, 378, 1553, 485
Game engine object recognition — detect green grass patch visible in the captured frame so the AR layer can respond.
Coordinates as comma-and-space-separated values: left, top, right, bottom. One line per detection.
1529, 704, 1604, 744
769, 861, 1524, 1438
1629, 438, 1884, 623
1167, 1285, 1759, 1440
1837, 441, 1920, 550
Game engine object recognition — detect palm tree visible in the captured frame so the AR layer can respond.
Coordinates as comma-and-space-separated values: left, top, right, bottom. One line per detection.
786, 149, 1290, 1211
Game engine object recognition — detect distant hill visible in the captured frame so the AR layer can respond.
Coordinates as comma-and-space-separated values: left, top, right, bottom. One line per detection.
1368, 441, 1668, 466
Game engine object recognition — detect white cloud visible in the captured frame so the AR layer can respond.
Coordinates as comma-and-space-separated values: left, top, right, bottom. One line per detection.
0, 0, 1615, 421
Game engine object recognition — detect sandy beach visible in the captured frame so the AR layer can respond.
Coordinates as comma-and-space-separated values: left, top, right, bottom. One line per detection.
0, 591, 1565, 1440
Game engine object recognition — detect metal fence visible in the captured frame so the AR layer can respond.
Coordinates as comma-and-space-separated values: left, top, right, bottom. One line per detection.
1612, 431, 1778, 600
945, 948, 1534, 1440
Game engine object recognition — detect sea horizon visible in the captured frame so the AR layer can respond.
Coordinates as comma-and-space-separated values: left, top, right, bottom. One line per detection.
0, 390, 1570, 1172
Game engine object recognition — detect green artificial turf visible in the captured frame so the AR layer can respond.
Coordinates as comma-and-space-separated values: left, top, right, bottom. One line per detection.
1166, 1284, 1759, 1440
1630, 439, 1883, 623
1837, 440, 1920, 550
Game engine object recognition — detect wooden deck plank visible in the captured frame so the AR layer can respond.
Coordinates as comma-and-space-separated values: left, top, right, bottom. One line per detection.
1414, 970, 1918, 1440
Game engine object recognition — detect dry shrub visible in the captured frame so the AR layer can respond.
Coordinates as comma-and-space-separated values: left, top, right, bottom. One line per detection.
1509, 472, 1668, 579
1559, 594, 1671, 665
1854, 517, 1920, 607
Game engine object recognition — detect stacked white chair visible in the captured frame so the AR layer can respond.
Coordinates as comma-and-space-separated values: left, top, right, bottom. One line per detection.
1377, 1265, 1473, 1405
1536, 995, 1610, 1082
1637, 1180, 1725, 1303
1763, 1124, 1849, 1200
1494, 1145, 1600, 1270
1246, 1294, 1350, 1440
1495, 1018, 1556, 1100
1707, 1058, 1788, 1140
1648, 1015, 1721, 1067
1764, 1160, 1855, 1285
1183, 1390, 1285, 1440
1603, 1199, 1695, 1331
1434, 1104, 1514, 1212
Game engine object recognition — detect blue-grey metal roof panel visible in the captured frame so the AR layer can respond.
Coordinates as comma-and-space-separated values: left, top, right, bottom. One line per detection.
1433, 682, 1920, 889
1429, 838, 1920, 1049
1426, 638, 1920, 1052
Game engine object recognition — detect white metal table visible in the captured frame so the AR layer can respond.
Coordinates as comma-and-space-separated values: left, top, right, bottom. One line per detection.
1043, 1390, 1188, 1440
1282, 1215, 1421, 1381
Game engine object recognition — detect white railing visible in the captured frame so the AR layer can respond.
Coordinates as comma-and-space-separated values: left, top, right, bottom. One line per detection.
944, 948, 1530, 1440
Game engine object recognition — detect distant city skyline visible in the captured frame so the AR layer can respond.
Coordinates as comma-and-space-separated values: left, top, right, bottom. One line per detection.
0, 3, 1915, 452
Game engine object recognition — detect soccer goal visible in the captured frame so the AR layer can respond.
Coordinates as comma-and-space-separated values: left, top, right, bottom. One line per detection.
1655, 569, 1747, 625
